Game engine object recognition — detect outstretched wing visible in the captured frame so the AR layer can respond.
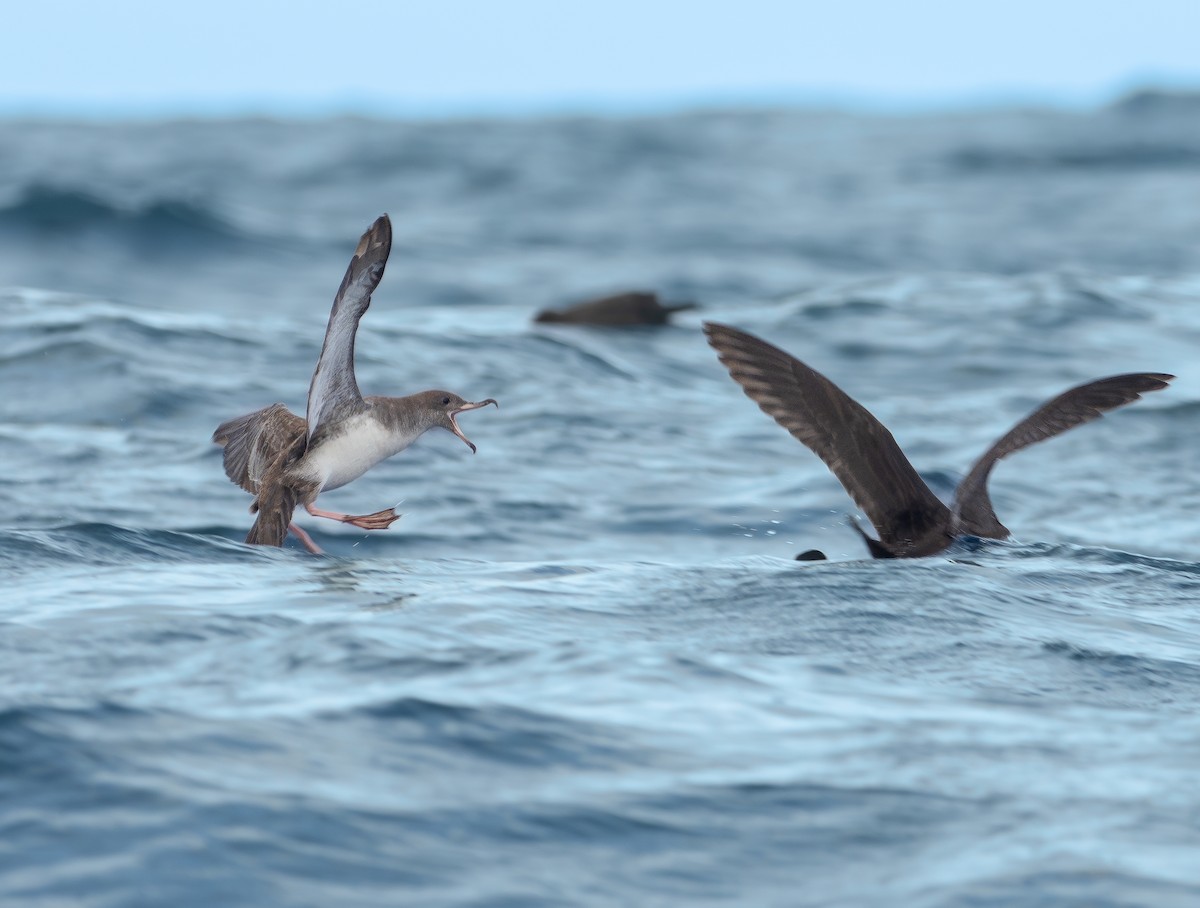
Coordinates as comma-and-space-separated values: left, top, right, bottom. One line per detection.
704, 322, 951, 549
305, 214, 393, 441
953, 372, 1173, 537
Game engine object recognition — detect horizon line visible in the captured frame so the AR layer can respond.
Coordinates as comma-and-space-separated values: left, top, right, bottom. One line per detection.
3, 79, 1199, 122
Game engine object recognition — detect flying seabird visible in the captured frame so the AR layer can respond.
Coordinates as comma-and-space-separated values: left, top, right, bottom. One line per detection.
703, 322, 1172, 559
534, 291, 697, 326
213, 214, 497, 554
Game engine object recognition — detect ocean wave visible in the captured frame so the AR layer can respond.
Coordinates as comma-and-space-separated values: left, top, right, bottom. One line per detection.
0, 184, 246, 252
1109, 88, 1200, 117
1001, 542, 1200, 575
355, 697, 635, 769
0, 337, 221, 424
945, 142, 1200, 173
0, 524, 262, 574
0, 702, 146, 778
2, 316, 252, 362
1040, 640, 1200, 680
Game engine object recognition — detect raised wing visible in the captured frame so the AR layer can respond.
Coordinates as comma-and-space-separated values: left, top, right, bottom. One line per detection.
704, 322, 952, 552
305, 214, 393, 441
213, 403, 306, 495
953, 372, 1173, 537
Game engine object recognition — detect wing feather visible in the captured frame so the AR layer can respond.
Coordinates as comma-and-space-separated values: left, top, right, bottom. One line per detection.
953, 372, 1173, 537
305, 214, 392, 440
704, 322, 951, 549
212, 403, 306, 495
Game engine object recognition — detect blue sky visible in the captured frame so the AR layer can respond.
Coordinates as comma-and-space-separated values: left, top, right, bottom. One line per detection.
4, 0, 1199, 116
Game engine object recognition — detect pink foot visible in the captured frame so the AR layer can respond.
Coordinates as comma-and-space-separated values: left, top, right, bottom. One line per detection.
305, 504, 401, 531
288, 523, 325, 555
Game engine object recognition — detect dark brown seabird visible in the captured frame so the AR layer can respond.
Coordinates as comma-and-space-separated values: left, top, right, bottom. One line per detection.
704, 322, 1173, 559
212, 215, 497, 554
534, 291, 697, 326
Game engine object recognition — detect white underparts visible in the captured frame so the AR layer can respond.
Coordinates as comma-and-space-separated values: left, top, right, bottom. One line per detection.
301, 413, 425, 492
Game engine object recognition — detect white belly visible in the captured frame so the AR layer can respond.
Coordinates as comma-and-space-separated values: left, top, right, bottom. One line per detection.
301, 414, 423, 492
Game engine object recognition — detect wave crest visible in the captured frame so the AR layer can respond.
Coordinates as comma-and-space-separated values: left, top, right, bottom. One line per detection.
0, 184, 245, 251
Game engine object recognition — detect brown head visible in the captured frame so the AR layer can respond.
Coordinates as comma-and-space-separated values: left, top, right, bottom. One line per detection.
407, 390, 498, 453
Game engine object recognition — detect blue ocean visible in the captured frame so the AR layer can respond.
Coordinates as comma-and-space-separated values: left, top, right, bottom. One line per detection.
2, 97, 1200, 906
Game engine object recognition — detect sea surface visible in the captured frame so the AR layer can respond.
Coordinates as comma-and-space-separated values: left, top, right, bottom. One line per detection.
2, 98, 1200, 906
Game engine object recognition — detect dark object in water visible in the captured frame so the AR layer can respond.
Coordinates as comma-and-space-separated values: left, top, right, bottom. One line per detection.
795, 549, 828, 561
534, 291, 697, 326
704, 322, 1172, 559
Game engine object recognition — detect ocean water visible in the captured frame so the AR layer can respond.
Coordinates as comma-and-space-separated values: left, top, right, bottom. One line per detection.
2, 100, 1200, 906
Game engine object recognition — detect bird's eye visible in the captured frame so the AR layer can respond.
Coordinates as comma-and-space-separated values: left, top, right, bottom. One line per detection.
441, 397, 451, 406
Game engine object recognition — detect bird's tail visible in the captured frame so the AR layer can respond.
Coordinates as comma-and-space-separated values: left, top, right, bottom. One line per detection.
245, 483, 301, 548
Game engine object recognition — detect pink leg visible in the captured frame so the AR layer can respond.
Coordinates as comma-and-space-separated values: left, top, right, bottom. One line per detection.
305, 502, 401, 531
288, 523, 325, 554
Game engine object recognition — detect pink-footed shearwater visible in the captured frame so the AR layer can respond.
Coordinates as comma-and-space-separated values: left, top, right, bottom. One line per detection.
534, 291, 697, 326
704, 322, 1172, 559
213, 214, 497, 554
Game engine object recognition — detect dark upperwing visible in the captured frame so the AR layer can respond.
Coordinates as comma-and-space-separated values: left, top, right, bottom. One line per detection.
704, 322, 953, 557
952, 372, 1174, 538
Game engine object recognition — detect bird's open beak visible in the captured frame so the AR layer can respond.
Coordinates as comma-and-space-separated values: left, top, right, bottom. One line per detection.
449, 398, 498, 453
